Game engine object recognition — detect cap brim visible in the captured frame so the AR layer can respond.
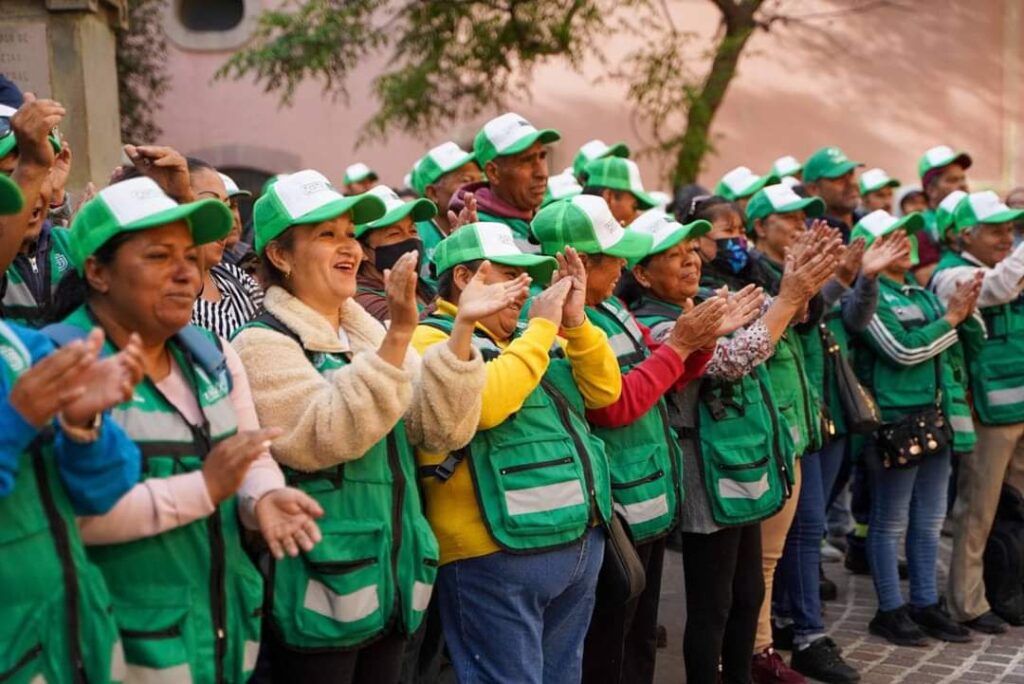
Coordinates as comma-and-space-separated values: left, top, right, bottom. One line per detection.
123, 197, 234, 246
953, 153, 973, 171
979, 208, 1024, 224
489, 253, 558, 286
649, 220, 712, 256
0, 173, 23, 215
501, 129, 562, 157
227, 188, 253, 199
606, 142, 630, 159
893, 212, 925, 235
357, 198, 438, 236
602, 228, 654, 262
346, 171, 378, 185
776, 196, 826, 218
294, 193, 388, 229
862, 178, 900, 194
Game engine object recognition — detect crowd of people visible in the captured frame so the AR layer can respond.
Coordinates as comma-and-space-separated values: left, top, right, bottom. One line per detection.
2, 79, 1024, 684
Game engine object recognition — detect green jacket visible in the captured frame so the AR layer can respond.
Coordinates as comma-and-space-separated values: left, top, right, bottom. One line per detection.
2, 226, 73, 328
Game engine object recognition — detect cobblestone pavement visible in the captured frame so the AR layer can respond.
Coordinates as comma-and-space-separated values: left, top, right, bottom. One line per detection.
654, 536, 1024, 683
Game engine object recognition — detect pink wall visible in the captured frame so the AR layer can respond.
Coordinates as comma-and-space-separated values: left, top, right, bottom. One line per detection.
156, 0, 1024, 194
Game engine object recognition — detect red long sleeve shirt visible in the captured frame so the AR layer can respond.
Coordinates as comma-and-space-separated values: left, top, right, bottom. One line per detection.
585, 321, 713, 429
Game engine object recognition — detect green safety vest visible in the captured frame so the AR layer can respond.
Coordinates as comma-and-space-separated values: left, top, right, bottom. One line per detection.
585, 297, 680, 542
934, 250, 1024, 427
2, 227, 73, 328
631, 294, 793, 527
417, 313, 612, 552
475, 210, 539, 254
240, 312, 440, 650
416, 219, 446, 290
56, 307, 260, 684
0, 321, 122, 684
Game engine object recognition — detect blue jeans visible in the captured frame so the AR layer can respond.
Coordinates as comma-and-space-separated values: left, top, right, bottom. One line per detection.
437, 527, 605, 684
776, 437, 847, 644
865, 440, 952, 611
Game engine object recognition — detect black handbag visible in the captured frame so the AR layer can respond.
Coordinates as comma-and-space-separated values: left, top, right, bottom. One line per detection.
596, 512, 647, 606
876, 407, 951, 469
821, 325, 881, 434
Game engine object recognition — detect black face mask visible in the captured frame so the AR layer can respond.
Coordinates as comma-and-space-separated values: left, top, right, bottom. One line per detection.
373, 238, 424, 273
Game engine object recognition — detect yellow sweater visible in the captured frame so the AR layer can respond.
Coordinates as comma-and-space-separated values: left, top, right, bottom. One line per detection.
412, 300, 622, 564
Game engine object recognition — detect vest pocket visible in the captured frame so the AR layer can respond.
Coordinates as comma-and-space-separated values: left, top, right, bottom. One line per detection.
974, 362, 1024, 424
231, 558, 264, 679
402, 515, 440, 633
0, 608, 44, 684
289, 521, 390, 644
116, 603, 194, 683
702, 431, 776, 525
610, 447, 673, 534
486, 437, 590, 536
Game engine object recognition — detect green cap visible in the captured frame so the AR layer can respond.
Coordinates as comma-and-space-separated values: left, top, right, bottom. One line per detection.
0, 174, 22, 215
0, 104, 61, 159
343, 163, 378, 186
803, 146, 863, 182
850, 209, 925, 264
935, 190, 968, 236
583, 157, 657, 209
532, 195, 653, 264
473, 112, 560, 167
219, 172, 252, 199
69, 177, 231, 273
771, 155, 802, 179
745, 184, 826, 223
573, 139, 630, 179
260, 174, 287, 196
355, 184, 437, 237
411, 142, 476, 196
628, 209, 711, 256
541, 171, 583, 208
918, 145, 972, 180
954, 191, 1024, 233
714, 166, 780, 201
431, 222, 557, 284
859, 167, 900, 195
253, 169, 386, 254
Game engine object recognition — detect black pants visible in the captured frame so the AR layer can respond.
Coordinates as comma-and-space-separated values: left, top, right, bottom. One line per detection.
581, 537, 667, 684
399, 596, 447, 684
681, 524, 764, 684
263, 627, 406, 684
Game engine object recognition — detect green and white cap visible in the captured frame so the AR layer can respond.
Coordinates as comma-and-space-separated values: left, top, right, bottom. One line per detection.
935, 190, 968, 235
628, 209, 711, 257
343, 162, 378, 186
69, 177, 232, 272
850, 209, 925, 263
219, 172, 252, 199
532, 195, 653, 263
803, 146, 863, 182
253, 169, 386, 254
745, 184, 825, 223
918, 145, 972, 179
583, 157, 657, 209
772, 155, 803, 178
473, 112, 560, 167
431, 222, 557, 284
260, 174, 288, 196
0, 174, 21, 215
714, 166, 780, 201
355, 184, 437, 237
0, 104, 61, 159
411, 141, 476, 195
573, 139, 630, 178
954, 190, 1024, 232
541, 171, 583, 208
648, 191, 671, 212
859, 168, 900, 195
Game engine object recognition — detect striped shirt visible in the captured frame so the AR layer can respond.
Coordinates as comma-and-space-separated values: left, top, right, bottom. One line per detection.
192, 262, 264, 339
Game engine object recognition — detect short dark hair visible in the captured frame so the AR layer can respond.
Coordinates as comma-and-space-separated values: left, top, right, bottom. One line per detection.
186, 156, 216, 174
50, 231, 137, 323
682, 194, 741, 226
436, 259, 483, 301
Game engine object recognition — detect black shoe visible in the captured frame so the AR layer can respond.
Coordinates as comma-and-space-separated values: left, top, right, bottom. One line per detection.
907, 604, 972, 643
772, 621, 794, 651
844, 535, 869, 575
869, 606, 929, 647
963, 610, 1009, 634
791, 637, 860, 684
820, 566, 838, 602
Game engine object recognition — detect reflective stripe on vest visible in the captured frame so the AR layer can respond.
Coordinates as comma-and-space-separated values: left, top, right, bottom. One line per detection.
719, 473, 770, 500
987, 386, 1024, 407
505, 479, 586, 516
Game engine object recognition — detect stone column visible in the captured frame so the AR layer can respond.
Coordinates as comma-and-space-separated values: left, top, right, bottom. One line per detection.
0, 0, 127, 191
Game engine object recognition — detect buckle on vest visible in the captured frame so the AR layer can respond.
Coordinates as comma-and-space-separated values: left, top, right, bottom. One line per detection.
421, 450, 466, 482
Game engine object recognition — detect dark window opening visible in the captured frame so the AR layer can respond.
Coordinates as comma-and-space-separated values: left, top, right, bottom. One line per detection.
177, 0, 244, 32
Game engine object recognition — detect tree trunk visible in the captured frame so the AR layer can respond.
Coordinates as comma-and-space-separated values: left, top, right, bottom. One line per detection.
671, 0, 763, 187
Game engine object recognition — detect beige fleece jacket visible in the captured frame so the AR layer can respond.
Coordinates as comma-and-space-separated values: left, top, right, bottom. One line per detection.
232, 286, 485, 472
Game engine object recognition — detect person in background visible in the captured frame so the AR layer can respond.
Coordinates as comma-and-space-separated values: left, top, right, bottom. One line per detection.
913, 145, 972, 285
714, 166, 780, 213
1005, 186, 1024, 246
848, 209, 980, 646
858, 168, 900, 215
187, 159, 265, 338
354, 184, 438, 322
343, 162, 379, 195
898, 188, 929, 217
410, 141, 482, 286
573, 139, 630, 183
542, 170, 584, 209
772, 156, 803, 183
802, 146, 864, 242
452, 112, 560, 253
933, 191, 1024, 634
581, 157, 658, 226
220, 171, 255, 266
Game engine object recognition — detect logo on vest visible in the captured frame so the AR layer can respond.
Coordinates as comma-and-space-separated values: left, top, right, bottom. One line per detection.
54, 253, 69, 274
0, 345, 27, 373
